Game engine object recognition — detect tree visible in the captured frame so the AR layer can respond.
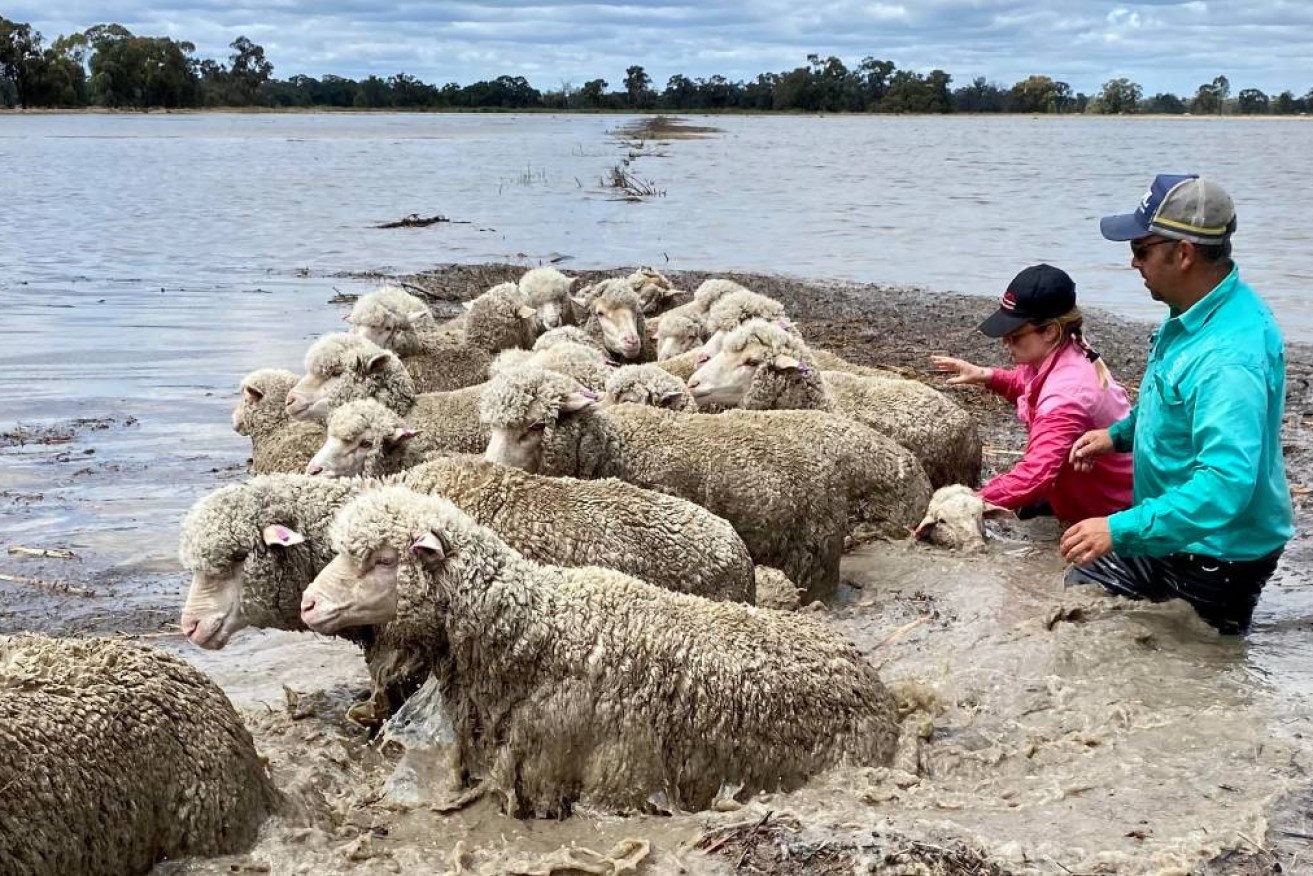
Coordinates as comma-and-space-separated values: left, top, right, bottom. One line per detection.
623, 65, 654, 109
227, 36, 272, 105
0, 16, 43, 108
1236, 87, 1269, 114
1142, 92, 1186, 114
87, 28, 201, 108
1095, 77, 1141, 114
856, 56, 895, 108
879, 69, 952, 113
1009, 75, 1066, 113
953, 76, 1005, 112
1190, 74, 1229, 114
579, 77, 607, 109
661, 74, 697, 109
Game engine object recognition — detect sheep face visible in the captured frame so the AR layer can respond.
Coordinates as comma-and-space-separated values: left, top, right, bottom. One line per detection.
308, 399, 417, 478
656, 313, 705, 361
579, 292, 643, 360
480, 367, 598, 473
913, 484, 1013, 550
300, 549, 400, 634
286, 335, 406, 423
232, 369, 298, 436
180, 522, 307, 649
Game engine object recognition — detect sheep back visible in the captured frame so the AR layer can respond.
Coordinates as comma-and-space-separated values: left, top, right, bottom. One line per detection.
0, 635, 277, 875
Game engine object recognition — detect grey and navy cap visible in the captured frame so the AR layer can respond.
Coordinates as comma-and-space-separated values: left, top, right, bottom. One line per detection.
1100, 173, 1236, 245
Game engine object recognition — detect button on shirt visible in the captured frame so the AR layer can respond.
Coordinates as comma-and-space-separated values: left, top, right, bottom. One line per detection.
1107, 266, 1294, 560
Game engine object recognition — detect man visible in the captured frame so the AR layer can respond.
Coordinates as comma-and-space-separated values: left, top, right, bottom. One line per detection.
1060, 173, 1294, 634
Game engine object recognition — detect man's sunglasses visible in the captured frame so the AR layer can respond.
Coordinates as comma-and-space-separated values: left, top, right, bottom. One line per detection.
1131, 238, 1178, 260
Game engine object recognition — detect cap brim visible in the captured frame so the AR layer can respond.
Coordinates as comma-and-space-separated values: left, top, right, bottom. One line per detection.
978, 309, 1032, 338
1100, 212, 1151, 242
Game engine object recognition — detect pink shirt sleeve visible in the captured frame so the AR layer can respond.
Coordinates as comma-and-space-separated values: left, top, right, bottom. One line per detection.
979, 405, 1090, 510
987, 367, 1026, 403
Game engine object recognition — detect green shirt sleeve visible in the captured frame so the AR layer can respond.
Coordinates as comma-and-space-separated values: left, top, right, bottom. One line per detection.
1108, 365, 1267, 556
1107, 408, 1137, 453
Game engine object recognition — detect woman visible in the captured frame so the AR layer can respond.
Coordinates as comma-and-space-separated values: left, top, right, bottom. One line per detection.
931, 264, 1133, 523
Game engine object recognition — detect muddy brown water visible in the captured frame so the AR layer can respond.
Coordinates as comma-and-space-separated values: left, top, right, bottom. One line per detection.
3, 114, 1313, 873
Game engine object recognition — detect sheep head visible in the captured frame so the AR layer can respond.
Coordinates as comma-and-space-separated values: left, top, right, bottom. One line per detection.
179, 479, 317, 649
479, 365, 598, 472
697, 290, 789, 363
233, 368, 298, 435
603, 364, 697, 412
655, 311, 707, 361
519, 267, 579, 331
287, 333, 415, 423
308, 399, 419, 478
575, 281, 645, 360
302, 487, 461, 634
346, 286, 434, 354
688, 319, 814, 409
913, 485, 1014, 550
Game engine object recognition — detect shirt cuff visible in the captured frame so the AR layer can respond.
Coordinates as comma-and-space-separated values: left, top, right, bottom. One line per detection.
1108, 418, 1134, 453
1107, 508, 1142, 554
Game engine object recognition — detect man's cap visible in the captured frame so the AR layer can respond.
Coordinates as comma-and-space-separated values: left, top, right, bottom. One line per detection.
978, 264, 1076, 338
1100, 173, 1236, 245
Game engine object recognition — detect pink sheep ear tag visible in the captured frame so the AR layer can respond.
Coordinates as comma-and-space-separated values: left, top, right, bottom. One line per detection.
262, 524, 306, 547
410, 530, 446, 560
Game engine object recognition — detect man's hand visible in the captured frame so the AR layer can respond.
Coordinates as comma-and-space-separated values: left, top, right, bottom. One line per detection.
930, 355, 991, 386
1069, 428, 1114, 472
1061, 518, 1113, 565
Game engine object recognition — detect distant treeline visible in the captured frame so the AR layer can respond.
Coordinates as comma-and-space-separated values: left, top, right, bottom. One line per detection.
3, 18, 1312, 115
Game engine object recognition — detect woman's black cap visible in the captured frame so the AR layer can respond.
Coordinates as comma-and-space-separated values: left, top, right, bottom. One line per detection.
978, 264, 1077, 338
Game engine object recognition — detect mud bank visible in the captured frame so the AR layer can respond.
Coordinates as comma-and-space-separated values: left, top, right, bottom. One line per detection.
4, 264, 1311, 873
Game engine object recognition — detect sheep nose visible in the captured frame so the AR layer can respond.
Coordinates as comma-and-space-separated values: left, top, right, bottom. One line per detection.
300, 595, 317, 615
307, 464, 324, 476
181, 616, 200, 638
687, 378, 701, 390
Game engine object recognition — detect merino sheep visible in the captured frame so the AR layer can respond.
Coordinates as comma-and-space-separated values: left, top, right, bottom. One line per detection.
699, 289, 788, 360
533, 325, 598, 352
603, 364, 698, 412
401, 456, 754, 603
519, 267, 578, 330
0, 634, 277, 875
655, 349, 701, 381
233, 368, 325, 474
287, 333, 417, 423
625, 266, 686, 315
572, 280, 654, 363
301, 487, 897, 816
345, 287, 492, 393
490, 341, 614, 393
689, 319, 982, 488
308, 399, 433, 477
753, 566, 804, 611
464, 282, 541, 353
651, 278, 748, 360
480, 366, 929, 598
914, 484, 1013, 550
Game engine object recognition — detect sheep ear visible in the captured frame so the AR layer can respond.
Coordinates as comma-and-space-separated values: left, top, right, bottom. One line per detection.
560, 390, 599, 414
410, 530, 446, 561
570, 294, 589, 308
516, 305, 537, 319
912, 518, 936, 541
982, 501, 1014, 520
657, 391, 686, 409
387, 427, 420, 447
407, 309, 429, 326
242, 385, 265, 403
366, 352, 393, 374
262, 524, 305, 547
774, 354, 801, 371
462, 300, 475, 311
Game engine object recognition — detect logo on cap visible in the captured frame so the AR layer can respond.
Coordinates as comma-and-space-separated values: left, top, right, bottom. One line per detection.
1000, 291, 1017, 311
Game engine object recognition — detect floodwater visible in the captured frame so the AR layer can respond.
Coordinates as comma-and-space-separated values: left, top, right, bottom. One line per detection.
2, 112, 1313, 872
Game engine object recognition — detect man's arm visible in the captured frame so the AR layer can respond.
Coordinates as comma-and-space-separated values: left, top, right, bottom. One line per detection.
1107, 408, 1137, 453
1108, 366, 1267, 556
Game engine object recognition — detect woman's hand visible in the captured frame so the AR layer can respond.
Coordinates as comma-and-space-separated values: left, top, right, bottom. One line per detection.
930, 355, 991, 386
1069, 429, 1114, 473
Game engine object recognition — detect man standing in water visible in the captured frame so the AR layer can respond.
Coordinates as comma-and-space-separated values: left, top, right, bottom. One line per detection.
1060, 174, 1294, 634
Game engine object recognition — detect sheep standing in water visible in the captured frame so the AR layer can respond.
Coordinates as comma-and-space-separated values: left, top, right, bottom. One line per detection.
689, 319, 982, 488
300, 487, 897, 817
346, 285, 492, 392
0, 634, 277, 875
232, 368, 325, 474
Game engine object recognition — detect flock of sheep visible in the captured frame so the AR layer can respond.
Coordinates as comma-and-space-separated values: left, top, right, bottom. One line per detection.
1, 266, 990, 873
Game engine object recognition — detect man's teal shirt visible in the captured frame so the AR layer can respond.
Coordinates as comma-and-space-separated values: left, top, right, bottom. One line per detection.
1107, 266, 1295, 560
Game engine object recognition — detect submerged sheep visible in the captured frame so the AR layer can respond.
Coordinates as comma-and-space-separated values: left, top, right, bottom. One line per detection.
300, 487, 898, 816
0, 634, 277, 875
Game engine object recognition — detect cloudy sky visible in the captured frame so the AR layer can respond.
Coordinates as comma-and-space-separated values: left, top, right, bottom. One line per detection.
8, 0, 1313, 97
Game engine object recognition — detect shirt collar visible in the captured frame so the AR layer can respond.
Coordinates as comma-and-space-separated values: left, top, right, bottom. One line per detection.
1172, 265, 1240, 334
